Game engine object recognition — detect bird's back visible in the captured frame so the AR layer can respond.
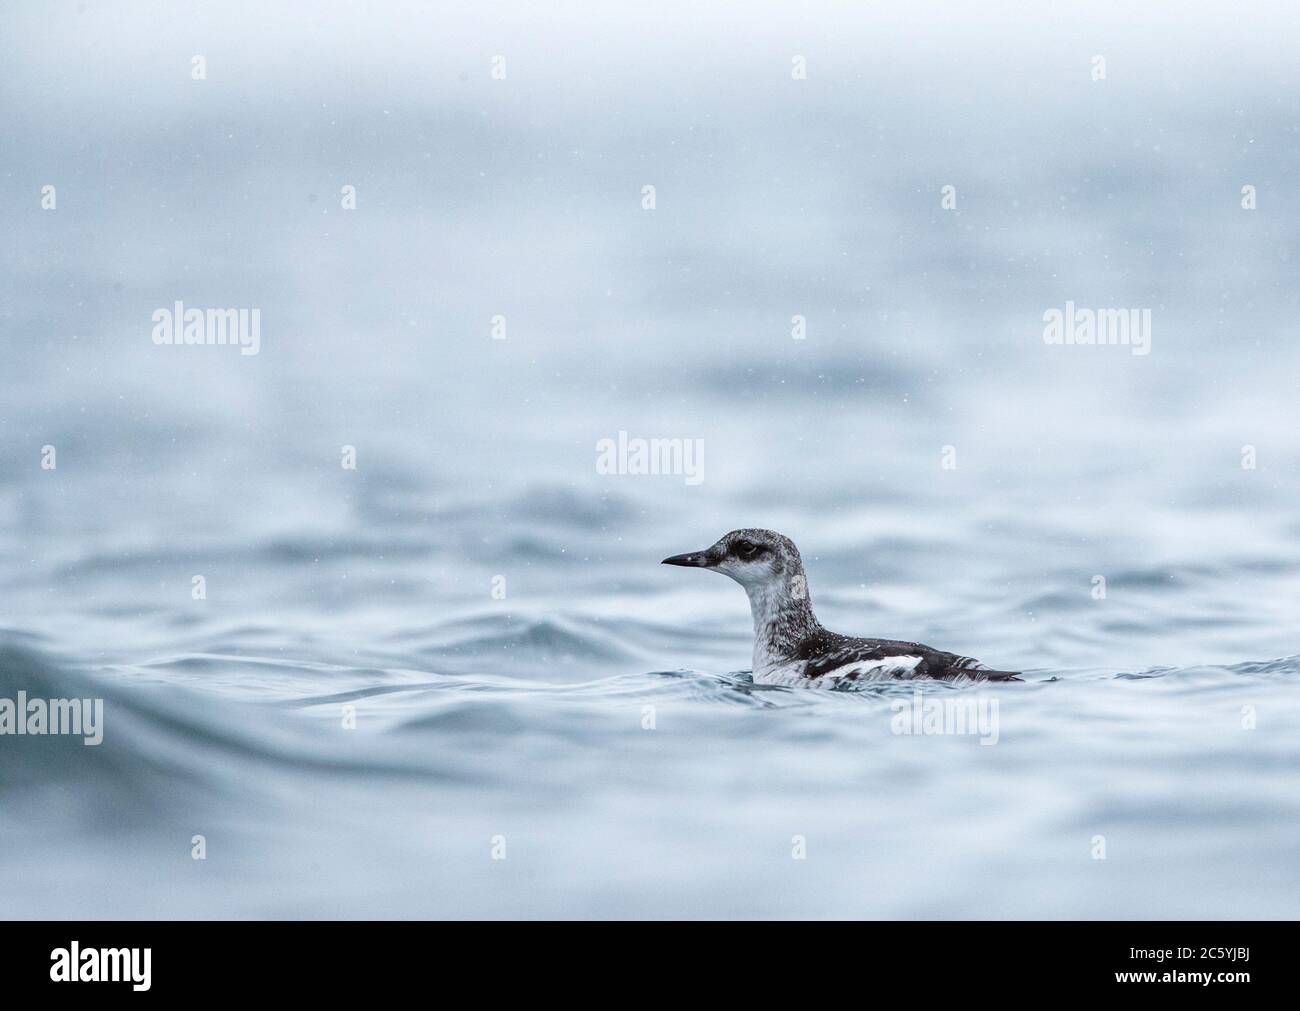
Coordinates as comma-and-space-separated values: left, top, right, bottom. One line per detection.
778, 627, 1022, 686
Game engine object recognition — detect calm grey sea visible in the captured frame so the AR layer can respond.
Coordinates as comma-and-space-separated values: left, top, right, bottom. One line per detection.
2, 2, 1299, 918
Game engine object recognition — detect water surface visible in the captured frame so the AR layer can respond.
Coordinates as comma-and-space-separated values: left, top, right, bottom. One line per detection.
2, 1, 1299, 918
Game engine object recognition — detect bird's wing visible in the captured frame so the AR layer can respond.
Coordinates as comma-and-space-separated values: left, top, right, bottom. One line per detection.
798, 634, 929, 680
800, 633, 1021, 682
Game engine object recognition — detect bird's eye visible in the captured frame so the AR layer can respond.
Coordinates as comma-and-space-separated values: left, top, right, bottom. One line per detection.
736, 541, 758, 557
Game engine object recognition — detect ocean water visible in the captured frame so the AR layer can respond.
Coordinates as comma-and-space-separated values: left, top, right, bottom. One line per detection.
3, 2, 1300, 918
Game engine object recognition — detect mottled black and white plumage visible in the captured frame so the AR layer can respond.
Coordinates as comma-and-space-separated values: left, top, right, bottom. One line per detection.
662, 528, 1021, 687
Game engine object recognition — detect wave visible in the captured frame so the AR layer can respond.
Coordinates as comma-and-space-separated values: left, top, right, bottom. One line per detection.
6, 627, 1297, 817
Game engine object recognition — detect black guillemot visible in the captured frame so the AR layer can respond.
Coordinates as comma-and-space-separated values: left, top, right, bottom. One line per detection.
663, 528, 1021, 686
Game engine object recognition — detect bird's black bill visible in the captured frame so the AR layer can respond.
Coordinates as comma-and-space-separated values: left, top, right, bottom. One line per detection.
661, 551, 710, 567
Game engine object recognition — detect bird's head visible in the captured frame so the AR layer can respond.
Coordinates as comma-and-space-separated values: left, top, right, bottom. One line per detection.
662, 528, 806, 594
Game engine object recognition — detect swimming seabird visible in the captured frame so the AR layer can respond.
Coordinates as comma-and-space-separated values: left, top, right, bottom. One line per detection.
662, 528, 1021, 686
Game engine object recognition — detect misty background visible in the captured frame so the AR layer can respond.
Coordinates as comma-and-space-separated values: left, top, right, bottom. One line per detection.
1, 1, 1298, 918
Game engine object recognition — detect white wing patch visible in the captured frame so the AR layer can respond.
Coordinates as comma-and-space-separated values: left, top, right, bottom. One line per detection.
756, 655, 924, 688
